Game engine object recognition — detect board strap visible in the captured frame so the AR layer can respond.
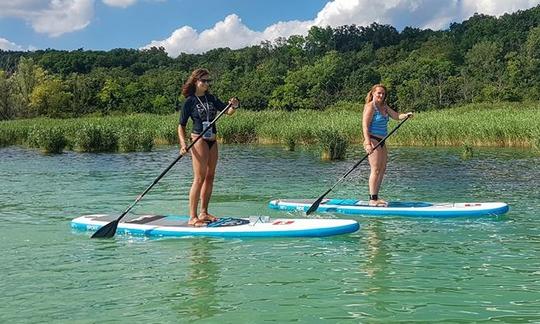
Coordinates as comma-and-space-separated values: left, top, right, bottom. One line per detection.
207, 217, 250, 227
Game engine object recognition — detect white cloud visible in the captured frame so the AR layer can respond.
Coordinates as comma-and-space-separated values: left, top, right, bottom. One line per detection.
33, 0, 94, 37
0, 0, 94, 37
145, 0, 540, 56
261, 20, 313, 41
0, 37, 24, 51
145, 14, 261, 57
102, 0, 167, 8
0, 0, 148, 38
461, 0, 540, 17
144, 14, 314, 56
102, 0, 137, 8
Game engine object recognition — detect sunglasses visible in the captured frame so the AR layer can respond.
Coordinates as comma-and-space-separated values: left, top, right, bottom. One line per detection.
199, 79, 212, 84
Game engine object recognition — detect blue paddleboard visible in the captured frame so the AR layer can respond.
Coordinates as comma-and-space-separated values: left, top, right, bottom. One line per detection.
269, 199, 509, 218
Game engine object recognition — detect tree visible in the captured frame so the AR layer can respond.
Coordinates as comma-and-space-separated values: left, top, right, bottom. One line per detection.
10, 57, 47, 117
29, 77, 72, 118
462, 41, 505, 102
98, 79, 122, 114
236, 59, 288, 110
381, 53, 456, 111
68, 73, 101, 116
305, 26, 335, 58
524, 26, 540, 99
270, 51, 347, 110
360, 23, 400, 49
0, 70, 13, 120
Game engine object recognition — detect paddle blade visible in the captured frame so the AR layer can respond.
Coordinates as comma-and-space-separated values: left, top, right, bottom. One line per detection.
91, 219, 119, 239
306, 196, 325, 215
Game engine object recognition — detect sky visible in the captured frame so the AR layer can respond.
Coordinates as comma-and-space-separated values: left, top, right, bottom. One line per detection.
1, 0, 540, 57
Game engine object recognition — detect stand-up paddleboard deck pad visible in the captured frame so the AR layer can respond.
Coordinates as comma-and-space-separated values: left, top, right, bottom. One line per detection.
71, 214, 359, 238
269, 199, 509, 218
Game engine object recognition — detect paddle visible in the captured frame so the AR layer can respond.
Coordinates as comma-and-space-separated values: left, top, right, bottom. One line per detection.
91, 102, 233, 238
306, 115, 411, 215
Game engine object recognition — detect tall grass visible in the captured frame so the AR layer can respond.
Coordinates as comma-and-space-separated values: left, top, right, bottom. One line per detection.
27, 126, 67, 154
1, 103, 538, 157
316, 128, 349, 160
394, 103, 540, 147
0, 114, 176, 153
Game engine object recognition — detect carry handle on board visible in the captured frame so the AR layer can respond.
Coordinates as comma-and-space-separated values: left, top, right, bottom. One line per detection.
91, 101, 235, 238
306, 115, 411, 215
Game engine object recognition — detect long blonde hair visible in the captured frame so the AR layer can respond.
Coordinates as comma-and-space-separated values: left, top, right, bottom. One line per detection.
365, 84, 387, 104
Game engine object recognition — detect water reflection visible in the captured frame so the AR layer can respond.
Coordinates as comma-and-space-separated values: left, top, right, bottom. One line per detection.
173, 238, 220, 320
364, 220, 390, 288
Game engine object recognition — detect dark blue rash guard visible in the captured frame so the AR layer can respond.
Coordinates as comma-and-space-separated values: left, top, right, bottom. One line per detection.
179, 94, 227, 134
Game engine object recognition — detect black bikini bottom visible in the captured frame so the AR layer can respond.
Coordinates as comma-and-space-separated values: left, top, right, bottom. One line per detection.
204, 139, 216, 149
370, 135, 385, 148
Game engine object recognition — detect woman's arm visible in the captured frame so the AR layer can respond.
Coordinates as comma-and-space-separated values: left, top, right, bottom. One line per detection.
225, 97, 239, 115
387, 105, 413, 120
212, 95, 238, 115
178, 125, 188, 155
178, 99, 191, 155
362, 103, 374, 151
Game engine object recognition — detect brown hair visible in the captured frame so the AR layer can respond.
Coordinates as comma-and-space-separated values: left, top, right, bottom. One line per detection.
181, 68, 210, 98
365, 84, 387, 104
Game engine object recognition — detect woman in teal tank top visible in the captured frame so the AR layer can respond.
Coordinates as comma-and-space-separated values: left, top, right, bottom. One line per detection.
362, 84, 413, 207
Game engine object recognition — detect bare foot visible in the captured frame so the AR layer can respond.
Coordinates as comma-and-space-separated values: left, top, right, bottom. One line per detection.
369, 199, 388, 207
188, 217, 206, 227
198, 213, 218, 223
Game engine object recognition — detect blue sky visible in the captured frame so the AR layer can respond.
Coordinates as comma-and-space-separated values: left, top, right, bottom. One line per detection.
1, 0, 539, 56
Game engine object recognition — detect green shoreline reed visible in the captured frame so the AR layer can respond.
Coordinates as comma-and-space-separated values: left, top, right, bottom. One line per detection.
1, 102, 538, 157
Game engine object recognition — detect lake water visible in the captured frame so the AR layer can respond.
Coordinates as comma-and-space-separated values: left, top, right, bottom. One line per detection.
1, 145, 539, 323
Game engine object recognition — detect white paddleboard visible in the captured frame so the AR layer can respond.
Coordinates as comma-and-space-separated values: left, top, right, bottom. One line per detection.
71, 214, 360, 238
269, 199, 509, 218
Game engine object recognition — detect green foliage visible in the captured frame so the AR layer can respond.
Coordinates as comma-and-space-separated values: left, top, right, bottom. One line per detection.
0, 70, 13, 120
118, 128, 154, 152
0, 125, 21, 147
218, 112, 258, 144
74, 123, 118, 152
325, 100, 364, 112
269, 51, 348, 110
0, 103, 539, 156
98, 78, 122, 114
382, 54, 457, 110
10, 57, 47, 118
27, 126, 67, 154
30, 77, 72, 117
315, 129, 349, 160
461, 144, 474, 159
2, 6, 540, 117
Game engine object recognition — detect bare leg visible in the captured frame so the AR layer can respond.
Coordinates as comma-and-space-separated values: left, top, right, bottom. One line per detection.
374, 145, 388, 204
367, 139, 388, 206
187, 138, 209, 226
199, 142, 219, 222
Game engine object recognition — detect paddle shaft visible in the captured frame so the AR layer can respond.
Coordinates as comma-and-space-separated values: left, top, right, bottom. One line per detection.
91, 102, 233, 238
306, 115, 410, 215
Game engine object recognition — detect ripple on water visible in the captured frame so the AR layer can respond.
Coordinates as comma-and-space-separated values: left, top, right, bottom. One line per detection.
0, 145, 539, 322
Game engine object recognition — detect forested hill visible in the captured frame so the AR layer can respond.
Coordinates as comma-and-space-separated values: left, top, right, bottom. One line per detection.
1, 5, 540, 120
